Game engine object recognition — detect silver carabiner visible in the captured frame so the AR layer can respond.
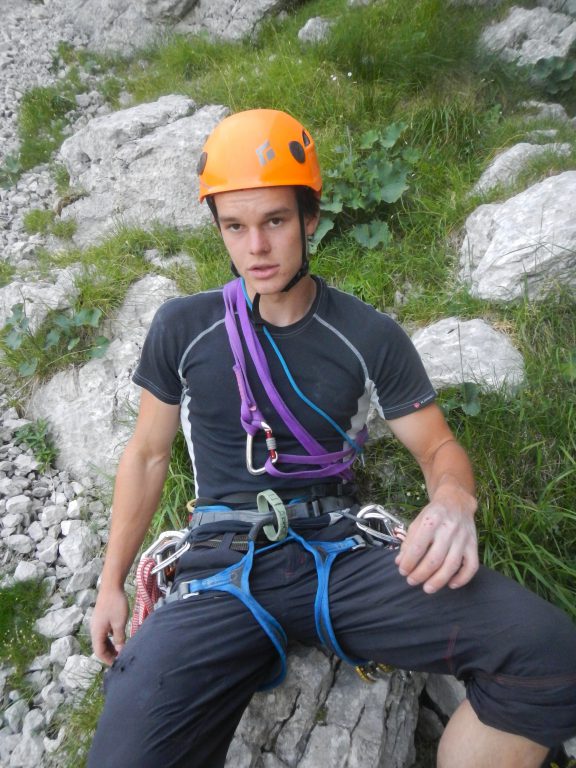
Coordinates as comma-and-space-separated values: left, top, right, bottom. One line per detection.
140, 530, 187, 560
355, 503, 407, 547
246, 421, 279, 476
150, 540, 191, 575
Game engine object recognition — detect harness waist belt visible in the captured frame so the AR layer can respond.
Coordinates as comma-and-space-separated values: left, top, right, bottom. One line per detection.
190, 495, 356, 530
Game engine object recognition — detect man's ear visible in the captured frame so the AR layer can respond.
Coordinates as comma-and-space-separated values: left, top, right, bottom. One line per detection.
305, 210, 321, 236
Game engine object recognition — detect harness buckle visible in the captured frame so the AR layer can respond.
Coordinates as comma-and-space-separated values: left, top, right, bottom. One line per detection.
246, 421, 279, 475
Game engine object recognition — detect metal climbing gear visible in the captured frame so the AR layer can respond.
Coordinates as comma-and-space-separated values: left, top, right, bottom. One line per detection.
129, 530, 189, 635
353, 504, 407, 548
246, 422, 278, 475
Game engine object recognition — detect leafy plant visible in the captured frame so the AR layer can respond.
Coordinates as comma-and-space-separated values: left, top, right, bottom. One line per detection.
440, 382, 482, 417
0, 153, 23, 189
14, 419, 57, 470
532, 55, 576, 97
313, 124, 418, 249
1, 303, 110, 378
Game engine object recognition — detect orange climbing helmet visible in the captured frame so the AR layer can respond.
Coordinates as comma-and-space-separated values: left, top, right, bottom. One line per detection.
197, 109, 322, 201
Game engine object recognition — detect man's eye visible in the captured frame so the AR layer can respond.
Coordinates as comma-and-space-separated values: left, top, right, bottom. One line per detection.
269, 218, 283, 227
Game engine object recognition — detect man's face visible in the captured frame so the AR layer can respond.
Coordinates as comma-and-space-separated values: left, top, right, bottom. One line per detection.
214, 186, 318, 299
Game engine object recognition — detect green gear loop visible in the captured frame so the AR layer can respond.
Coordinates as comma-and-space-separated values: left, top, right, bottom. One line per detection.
257, 490, 289, 542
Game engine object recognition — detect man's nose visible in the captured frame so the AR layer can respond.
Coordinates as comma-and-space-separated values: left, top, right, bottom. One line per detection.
248, 227, 270, 254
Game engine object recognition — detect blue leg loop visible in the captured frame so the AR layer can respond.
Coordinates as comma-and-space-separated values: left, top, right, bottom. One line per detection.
288, 528, 368, 667
178, 541, 288, 690
169, 527, 368, 685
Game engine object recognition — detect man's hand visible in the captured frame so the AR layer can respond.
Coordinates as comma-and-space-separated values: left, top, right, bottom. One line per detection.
91, 587, 129, 665
395, 486, 479, 594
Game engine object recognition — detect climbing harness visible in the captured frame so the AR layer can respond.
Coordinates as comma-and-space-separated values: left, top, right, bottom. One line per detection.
129, 497, 409, 685
157, 490, 368, 689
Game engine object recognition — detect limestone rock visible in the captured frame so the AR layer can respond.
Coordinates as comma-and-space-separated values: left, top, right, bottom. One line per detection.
480, 6, 576, 66
59, 97, 228, 246
58, 524, 101, 571
27, 275, 180, 483
57, 0, 199, 51
58, 654, 103, 692
460, 171, 576, 301
472, 142, 571, 195
0, 268, 79, 334
35, 605, 84, 639
58, 0, 291, 49
412, 318, 525, 392
539, 0, 576, 18
176, 0, 290, 41
226, 646, 423, 768
298, 17, 334, 44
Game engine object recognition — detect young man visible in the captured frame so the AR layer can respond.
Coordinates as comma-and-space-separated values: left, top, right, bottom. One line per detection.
89, 109, 576, 768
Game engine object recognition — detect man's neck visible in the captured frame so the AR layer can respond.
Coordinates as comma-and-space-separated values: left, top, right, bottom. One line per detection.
256, 276, 316, 327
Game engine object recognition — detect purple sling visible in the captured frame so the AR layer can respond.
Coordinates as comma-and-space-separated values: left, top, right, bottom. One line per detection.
222, 278, 365, 481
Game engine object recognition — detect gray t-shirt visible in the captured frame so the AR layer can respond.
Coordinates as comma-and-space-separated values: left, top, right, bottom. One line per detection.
133, 277, 435, 499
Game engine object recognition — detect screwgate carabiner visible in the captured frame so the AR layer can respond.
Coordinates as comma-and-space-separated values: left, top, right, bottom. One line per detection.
246, 421, 279, 475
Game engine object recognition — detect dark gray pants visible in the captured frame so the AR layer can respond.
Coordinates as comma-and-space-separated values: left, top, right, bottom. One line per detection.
88, 519, 576, 767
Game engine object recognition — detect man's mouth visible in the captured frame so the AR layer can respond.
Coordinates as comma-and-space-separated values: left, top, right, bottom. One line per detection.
249, 264, 279, 278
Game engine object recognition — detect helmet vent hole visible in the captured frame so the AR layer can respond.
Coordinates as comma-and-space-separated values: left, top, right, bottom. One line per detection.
196, 151, 208, 175
289, 141, 306, 164
302, 131, 311, 147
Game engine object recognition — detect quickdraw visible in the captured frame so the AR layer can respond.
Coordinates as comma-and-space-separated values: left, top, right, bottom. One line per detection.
129, 530, 189, 636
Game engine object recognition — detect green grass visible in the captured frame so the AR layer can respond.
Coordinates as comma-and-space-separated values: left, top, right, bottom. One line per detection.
48, 678, 104, 768
0, 581, 51, 688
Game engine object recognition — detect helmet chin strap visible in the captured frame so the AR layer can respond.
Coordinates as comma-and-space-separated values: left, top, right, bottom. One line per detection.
251, 205, 309, 328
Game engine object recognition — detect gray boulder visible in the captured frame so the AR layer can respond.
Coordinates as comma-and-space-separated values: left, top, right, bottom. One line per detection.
539, 0, 576, 17
460, 171, 576, 301
520, 99, 572, 122
58, 0, 292, 49
35, 605, 84, 639
226, 645, 423, 768
0, 268, 80, 334
480, 6, 576, 66
412, 318, 525, 393
59, 96, 228, 247
472, 141, 571, 195
27, 275, 180, 484
56, 0, 198, 51
298, 17, 335, 44
175, 0, 290, 41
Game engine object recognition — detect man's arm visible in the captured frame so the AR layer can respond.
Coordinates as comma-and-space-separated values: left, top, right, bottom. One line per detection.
91, 390, 181, 664
387, 403, 479, 594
